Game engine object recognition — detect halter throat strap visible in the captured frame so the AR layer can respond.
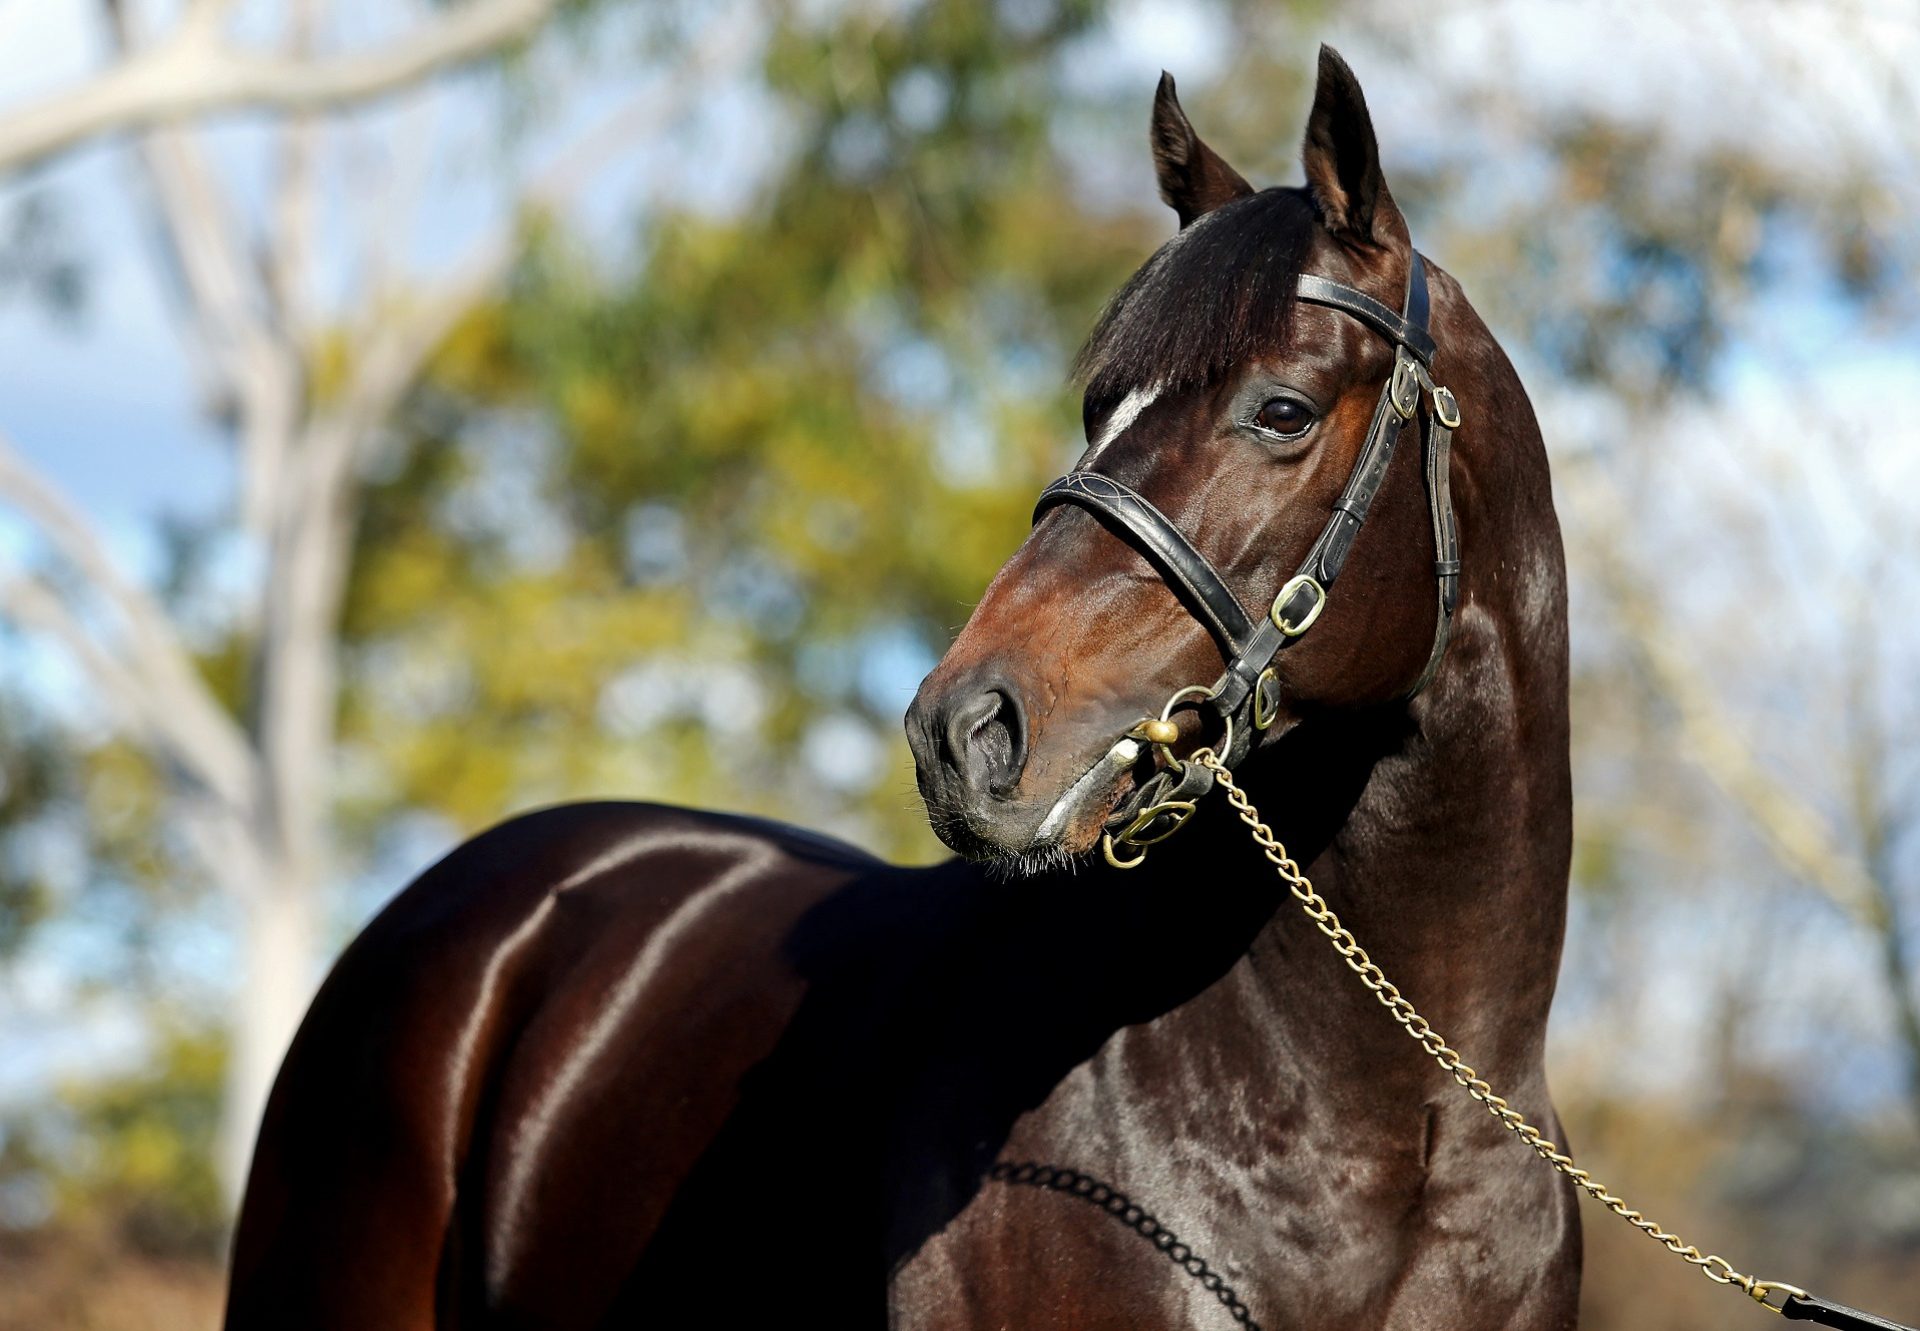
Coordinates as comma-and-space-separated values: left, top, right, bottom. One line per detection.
1033, 251, 1461, 779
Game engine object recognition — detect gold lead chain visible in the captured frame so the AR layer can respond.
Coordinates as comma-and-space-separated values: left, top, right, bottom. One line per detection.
1194, 751, 1804, 1317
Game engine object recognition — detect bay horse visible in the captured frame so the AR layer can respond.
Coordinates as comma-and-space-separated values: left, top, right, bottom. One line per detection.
226, 47, 1578, 1330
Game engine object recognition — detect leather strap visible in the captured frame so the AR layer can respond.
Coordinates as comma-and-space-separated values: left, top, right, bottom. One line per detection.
1781, 1293, 1919, 1331
1295, 350, 1413, 588
1034, 473, 1255, 659
1408, 410, 1459, 696
1295, 273, 1435, 366
1210, 358, 1412, 732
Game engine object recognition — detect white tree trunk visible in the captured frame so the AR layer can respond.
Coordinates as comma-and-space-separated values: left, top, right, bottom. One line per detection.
0, 0, 742, 1221
218, 870, 320, 1204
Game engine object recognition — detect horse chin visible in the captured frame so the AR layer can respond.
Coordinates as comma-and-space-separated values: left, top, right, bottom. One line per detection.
924, 743, 1139, 877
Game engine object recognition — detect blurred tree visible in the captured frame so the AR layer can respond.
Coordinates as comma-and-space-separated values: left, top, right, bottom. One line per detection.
339, 0, 1147, 866
0, 4, 1916, 1326
0, 1031, 228, 1327
0, 0, 1149, 1241
0, 0, 758, 1202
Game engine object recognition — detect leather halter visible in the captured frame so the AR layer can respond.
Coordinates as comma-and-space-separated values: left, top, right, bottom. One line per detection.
1032, 250, 1461, 851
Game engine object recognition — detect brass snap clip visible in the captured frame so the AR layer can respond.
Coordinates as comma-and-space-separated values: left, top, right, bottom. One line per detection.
1102, 685, 1232, 870
1115, 801, 1197, 845
1747, 1281, 1808, 1317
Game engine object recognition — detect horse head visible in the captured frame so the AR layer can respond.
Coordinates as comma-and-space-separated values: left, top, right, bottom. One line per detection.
909, 47, 1488, 866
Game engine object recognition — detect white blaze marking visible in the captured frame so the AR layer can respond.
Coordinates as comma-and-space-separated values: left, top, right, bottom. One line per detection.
1088, 384, 1160, 458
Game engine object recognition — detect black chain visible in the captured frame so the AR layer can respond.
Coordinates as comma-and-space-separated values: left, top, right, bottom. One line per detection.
987, 1161, 1264, 1330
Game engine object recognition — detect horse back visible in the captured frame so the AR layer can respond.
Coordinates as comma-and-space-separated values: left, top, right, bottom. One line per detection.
224, 800, 889, 1330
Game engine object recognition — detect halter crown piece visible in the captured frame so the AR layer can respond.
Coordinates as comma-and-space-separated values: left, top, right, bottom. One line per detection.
1032, 249, 1462, 868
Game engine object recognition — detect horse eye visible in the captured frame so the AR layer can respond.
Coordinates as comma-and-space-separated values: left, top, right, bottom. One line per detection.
1257, 397, 1315, 436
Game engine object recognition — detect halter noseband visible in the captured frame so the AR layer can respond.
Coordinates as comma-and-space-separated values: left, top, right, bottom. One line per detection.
1031, 250, 1462, 866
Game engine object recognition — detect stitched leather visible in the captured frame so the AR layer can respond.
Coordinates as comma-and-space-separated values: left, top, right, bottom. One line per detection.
1035, 474, 1256, 658
1296, 272, 1436, 365
1401, 250, 1431, 347
1298, 359, 1410, 588
1428, 423, 1459, 614
1407, 412, 1460, 697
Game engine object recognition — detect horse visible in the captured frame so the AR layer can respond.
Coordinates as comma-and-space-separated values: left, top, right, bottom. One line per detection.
225, 45, 1577, 1330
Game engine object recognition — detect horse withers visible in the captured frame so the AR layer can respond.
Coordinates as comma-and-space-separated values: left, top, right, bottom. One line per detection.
226, 46, 1575, 1330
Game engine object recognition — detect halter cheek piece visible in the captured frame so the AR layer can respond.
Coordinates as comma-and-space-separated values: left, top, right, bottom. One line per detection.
1031, 250, 1462, 866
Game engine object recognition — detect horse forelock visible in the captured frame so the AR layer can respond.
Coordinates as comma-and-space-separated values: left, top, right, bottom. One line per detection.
1073, 188, 1318, 408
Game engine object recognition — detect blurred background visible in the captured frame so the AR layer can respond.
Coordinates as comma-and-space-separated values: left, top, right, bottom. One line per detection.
0, 0, 1914, 1326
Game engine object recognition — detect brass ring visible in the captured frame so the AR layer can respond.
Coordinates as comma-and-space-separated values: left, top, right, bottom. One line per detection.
1101, 832, 1147, 870
1158, 683, 1218, 720
1138, 683, 1234, 772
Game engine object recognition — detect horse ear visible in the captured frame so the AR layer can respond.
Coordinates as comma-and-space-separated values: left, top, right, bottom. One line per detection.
1151, 72, 1254, 228
1300, 45, 1407, 248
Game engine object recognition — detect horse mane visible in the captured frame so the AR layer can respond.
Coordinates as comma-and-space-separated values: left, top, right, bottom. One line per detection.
1074, 187, 1317, 407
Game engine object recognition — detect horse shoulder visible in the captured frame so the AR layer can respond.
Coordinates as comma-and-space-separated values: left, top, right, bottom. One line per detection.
229, 800, 895, 1328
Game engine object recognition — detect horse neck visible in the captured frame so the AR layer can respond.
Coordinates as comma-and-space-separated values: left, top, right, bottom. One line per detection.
1198, 522, 1572, 1093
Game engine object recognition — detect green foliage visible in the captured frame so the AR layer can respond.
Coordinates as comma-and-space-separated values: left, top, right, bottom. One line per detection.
336, 0, 1155, 861
0, 697, 83, 961
2, 1030, 226, 1259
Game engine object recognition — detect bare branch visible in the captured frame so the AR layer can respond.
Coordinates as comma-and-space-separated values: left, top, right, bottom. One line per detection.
0, 575, 153, 729
180, 0, 245, 36
328, 14, 758, 479
177, 792, 268, 902
96, 0, 306, 559
140, 130, 292, 377
354, 87, 439, 311
0, 0, 565, 177
343, 12, 757, 407
0, 432, 256, 810
100, 0, 271, 361
268, 0, 323, 339
0, 572, 257, 820
250, 14, 757, 872
133, 125, 307, 573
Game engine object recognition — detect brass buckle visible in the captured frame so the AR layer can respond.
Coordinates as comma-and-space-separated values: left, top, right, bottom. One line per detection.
1115, 799, 1198, 846
1131, 684, 1227, 772
1270, 575, 1326, 637
1411, 359, 1463, 429
1252, 667, 1280, 730
1389, 355, 1420, 420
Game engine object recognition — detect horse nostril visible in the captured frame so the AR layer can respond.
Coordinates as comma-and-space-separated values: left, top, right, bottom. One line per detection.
944, 686, 1028, 798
